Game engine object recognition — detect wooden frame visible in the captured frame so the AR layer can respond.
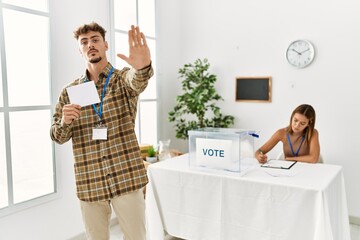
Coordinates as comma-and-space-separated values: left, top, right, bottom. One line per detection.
235, 76, 272, 102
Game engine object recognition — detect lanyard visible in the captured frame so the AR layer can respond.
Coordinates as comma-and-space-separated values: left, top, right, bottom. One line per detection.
287, 133, 305, 157
85, 67, 114, 123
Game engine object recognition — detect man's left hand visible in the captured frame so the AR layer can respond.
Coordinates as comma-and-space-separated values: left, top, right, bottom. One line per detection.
117, 25, 151, 70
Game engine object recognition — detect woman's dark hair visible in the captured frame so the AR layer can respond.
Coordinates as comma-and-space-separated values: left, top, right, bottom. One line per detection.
287, 104, 316, 142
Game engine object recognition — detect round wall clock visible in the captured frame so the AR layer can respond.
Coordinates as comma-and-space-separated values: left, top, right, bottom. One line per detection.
286, 39, 315, 68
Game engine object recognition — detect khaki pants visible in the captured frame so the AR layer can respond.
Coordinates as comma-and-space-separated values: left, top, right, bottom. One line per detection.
80, 189, 146, 240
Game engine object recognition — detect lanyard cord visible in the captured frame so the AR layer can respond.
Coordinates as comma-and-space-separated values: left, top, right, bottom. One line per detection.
85, 67, 114, 123
287, 133, 305, 157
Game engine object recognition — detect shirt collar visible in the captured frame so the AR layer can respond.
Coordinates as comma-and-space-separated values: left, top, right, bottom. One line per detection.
101, 63, 114, 79
84, 62, 114, 83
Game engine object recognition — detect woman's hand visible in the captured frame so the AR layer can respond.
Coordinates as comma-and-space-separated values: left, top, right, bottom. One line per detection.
256, 150, 268, 164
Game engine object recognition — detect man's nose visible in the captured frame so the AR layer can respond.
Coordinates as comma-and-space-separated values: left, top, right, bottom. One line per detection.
88, 42, 94, 49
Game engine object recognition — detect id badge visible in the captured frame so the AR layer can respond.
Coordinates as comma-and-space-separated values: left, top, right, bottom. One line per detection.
92, 125, 107, 140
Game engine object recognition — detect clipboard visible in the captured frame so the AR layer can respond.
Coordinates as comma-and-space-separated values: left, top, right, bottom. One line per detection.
261, 159, 297, 170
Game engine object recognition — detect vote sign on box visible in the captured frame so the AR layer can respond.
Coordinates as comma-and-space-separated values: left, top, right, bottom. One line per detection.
195, 138, 237, 170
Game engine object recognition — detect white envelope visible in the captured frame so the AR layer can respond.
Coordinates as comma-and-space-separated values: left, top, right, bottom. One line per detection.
66, 81, 100, 107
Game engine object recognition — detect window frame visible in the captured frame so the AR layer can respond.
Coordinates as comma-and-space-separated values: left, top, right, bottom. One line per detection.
0, 1, 58, 217
110, 0, 158, 146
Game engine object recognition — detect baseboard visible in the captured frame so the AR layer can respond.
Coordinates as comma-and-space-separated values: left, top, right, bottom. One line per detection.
67, 232, 86, 240
67, 218, 118, 240
350, 215, 360, 226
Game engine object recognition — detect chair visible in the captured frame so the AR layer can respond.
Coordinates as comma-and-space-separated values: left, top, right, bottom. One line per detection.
276, 151, 323, 163
276, 151, 285, 160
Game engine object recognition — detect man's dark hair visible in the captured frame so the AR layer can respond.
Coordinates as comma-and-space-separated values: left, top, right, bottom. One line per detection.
73, 22, 106, 40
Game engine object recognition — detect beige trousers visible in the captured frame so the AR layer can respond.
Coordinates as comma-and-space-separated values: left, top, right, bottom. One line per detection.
80, 189, 146, 240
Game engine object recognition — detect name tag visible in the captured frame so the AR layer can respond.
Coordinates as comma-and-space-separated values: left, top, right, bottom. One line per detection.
92, 126, 107, 140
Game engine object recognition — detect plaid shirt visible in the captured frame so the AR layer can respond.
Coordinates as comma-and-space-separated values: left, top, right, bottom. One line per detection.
51, 63, 153, 202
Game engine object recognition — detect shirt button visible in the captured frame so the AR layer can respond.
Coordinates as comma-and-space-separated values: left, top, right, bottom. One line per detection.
107, 173, 111, 178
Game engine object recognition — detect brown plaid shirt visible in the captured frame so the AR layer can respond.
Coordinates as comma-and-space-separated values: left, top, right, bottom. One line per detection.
51, 63, 153, 202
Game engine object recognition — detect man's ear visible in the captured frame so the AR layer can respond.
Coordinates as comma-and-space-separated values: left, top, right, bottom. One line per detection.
105, 41, 109, 50
79, 49, 83, 56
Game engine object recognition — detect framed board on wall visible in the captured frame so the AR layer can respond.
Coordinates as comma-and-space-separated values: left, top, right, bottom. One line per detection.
235, 77, 272, 102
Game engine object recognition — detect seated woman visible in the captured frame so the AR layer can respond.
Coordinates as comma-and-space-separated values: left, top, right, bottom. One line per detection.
255, 104, 320, 164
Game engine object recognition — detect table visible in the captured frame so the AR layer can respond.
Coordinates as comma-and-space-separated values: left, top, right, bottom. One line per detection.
145, 154, 350, 240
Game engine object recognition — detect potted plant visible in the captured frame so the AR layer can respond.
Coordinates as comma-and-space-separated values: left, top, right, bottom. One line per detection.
168, 58, 235, 140
146, 145, 157, 163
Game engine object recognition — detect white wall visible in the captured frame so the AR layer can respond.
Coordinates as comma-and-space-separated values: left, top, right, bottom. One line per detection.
0, 0, 110, 239
156, 0, 360, 218
1, 1, 359, 239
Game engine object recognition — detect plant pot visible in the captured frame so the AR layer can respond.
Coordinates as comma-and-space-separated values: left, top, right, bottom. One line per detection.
146, 156, 157, 163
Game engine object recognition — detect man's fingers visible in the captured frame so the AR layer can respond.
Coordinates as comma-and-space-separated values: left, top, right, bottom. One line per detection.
129, 25, 145, 47
63, 104, 81, 120
70, 104, 81, 110
117, 53, 128, 61
64, 109, 80, 118
140, 32, 147, 46
63, 104, 81, 110
133, 26, 141, 45
129, 25, 138, 46
118, 25, 151, 69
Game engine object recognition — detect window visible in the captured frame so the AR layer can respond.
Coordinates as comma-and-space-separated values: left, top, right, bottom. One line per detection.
112, 0, 158, 147
0, 0, 55, 216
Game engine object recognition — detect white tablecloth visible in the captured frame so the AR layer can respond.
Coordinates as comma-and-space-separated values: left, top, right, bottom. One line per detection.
146, 154, 350, 240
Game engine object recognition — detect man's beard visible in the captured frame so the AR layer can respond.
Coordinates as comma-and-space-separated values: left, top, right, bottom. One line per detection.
89, 56, 102, 63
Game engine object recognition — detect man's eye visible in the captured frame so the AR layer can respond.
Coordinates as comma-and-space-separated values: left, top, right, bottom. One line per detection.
92, 39, 98, 43
81, 41, 87, 45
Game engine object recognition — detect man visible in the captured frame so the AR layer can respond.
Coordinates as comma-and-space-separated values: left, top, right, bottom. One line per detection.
50, 22, 153, 240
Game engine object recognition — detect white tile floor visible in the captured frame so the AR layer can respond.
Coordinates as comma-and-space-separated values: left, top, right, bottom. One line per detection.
108, 223, 360, 240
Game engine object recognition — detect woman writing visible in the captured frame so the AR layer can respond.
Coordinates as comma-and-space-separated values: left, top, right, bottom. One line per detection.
255, 104, 320, 164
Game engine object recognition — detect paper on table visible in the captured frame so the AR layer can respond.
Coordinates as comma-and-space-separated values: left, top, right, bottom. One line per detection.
261, 159, 297, 169
264, 168, 298, 177
66, 81, 100, 107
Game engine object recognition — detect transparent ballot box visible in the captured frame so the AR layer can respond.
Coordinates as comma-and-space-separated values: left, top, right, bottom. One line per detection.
188, 128, 257, 173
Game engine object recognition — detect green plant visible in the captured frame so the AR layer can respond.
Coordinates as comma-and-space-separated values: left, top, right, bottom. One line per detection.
147, 145, 157, 157
168, 58, 235, 140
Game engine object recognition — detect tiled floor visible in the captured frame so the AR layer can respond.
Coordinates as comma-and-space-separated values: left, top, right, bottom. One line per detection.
108, 223, 360, 240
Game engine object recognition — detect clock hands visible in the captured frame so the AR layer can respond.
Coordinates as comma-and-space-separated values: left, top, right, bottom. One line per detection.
291, 48, 310, 55
300, 48, 310, 54
291, 49, 301, 55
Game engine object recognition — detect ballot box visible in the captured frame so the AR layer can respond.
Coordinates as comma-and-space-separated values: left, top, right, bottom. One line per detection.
188, 128, 257, 173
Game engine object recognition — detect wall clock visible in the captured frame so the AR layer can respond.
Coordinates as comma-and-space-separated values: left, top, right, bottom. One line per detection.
286, 39, 315, 68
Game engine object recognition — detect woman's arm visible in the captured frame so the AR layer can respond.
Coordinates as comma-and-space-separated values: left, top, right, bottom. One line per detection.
255, 129, 284, 163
